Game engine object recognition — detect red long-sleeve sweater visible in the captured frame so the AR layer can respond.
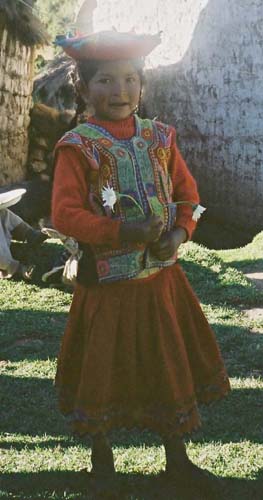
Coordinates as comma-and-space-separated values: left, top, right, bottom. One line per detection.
52, 115, 199, 245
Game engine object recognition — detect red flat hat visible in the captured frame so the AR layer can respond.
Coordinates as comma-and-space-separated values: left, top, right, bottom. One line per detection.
55, 30, 161, 60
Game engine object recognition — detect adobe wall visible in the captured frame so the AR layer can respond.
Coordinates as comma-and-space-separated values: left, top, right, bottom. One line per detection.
0, 26, 34, 185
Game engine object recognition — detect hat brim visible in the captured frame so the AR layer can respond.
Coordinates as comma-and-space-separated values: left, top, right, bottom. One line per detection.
55, 31, 161, 61
0, 188, 26, 210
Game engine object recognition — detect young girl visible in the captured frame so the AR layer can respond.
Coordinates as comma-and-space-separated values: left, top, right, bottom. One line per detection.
52, 31, 230, 494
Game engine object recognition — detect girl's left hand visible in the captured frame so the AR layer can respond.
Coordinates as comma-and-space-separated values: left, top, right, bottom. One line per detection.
149, 227, 187, 261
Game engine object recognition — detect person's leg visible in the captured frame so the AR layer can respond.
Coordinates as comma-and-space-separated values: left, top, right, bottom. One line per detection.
0, 210, 21, 278
91, 432, 115, 476
2, 208, 46, 246
12, 220, 47, 246
88, 433, 117, 497
1, 208, 33, 242
11, 221, 31, 242
163, 434, 189, 473
0, 210, 44, 279
0, 258, 20, 279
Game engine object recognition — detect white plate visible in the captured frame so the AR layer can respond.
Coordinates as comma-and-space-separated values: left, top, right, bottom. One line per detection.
0, 188, 27, 210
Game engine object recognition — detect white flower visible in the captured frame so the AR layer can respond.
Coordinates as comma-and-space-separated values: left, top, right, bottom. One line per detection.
192, 204, 206, 221
102, 184, 117, 211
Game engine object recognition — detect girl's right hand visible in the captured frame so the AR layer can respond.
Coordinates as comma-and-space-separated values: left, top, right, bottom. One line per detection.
120, 215, 164, 244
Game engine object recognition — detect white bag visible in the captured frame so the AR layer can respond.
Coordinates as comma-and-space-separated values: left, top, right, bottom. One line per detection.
62, 252, 82, 285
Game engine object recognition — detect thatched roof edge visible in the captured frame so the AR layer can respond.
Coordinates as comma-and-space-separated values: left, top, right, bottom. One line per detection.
0, 0, 50, 47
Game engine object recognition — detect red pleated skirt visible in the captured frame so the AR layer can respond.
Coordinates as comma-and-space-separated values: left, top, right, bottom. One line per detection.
55, 263, 230, 437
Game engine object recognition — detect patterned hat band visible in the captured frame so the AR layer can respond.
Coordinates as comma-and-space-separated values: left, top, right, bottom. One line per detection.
54, 30, 161, 61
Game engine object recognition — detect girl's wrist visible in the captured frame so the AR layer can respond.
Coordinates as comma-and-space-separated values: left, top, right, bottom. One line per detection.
172, 227, 188, 244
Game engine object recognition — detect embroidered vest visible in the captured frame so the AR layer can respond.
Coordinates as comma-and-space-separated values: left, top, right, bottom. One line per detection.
57, 115, 177, 285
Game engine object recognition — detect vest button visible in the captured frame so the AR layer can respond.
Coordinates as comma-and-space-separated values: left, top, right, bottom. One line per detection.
136, 140, 146, 149
116, 148, 126, 158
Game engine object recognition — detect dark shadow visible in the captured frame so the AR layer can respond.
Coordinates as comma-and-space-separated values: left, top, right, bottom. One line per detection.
180, 260, 263, 308
0, 374, 68, 437
210, 323, 263, 379
0, 309, 66, 362
0, 469, 262, 500
221, 472, 263, 500
218, 258, 263, 275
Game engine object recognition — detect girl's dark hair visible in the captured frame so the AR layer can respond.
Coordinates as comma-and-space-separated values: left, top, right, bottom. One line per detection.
73, 58, 146, 122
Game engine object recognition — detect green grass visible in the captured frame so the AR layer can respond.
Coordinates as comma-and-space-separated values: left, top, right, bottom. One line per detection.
217, 231, 263, 273
0, 235, 263, 499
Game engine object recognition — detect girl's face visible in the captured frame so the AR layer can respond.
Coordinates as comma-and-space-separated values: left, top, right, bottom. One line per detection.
82, 60, 142, 121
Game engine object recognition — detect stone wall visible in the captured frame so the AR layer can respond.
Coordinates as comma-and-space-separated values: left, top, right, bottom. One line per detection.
0, 27, 34, 185
93, 0, 263, 237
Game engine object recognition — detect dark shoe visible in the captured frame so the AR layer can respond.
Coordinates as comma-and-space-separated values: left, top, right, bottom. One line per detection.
164, 459, 223, 499
89, 473, 119, 499
13, 263, 35, 281
26, 229, 48, 247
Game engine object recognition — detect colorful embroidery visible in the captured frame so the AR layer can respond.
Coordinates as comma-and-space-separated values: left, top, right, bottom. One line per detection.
157, 147, 166, 160
141, 127, 153, 140
116, 148, 127, 158
101, 164, 111, 181
135, 140, 146, 149
99, 137, 113, 147
96, 260, 110, 277
57, 116, 177, 284
165, 148, 171, 160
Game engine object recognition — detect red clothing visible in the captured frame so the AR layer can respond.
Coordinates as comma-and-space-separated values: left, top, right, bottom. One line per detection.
52, 115, 230, 437
52, 115, 199, 244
